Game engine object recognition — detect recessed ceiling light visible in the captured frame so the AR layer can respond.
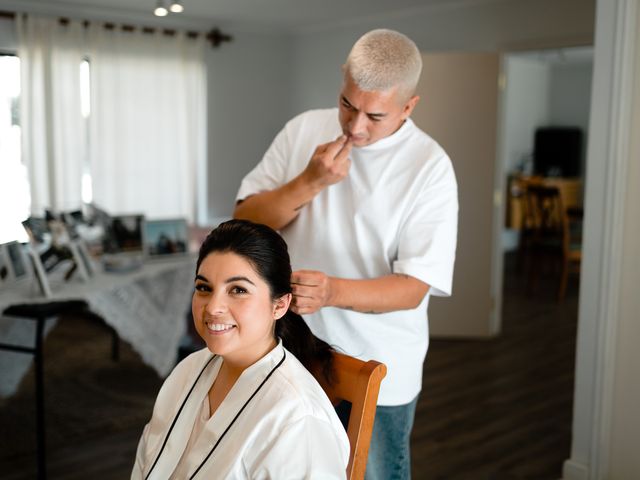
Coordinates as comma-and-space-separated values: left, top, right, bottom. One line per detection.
169, 2, 184, 13
154, 0, 168, 16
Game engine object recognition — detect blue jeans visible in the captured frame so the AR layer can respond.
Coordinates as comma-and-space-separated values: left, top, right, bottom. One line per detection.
336, 395, 418, 480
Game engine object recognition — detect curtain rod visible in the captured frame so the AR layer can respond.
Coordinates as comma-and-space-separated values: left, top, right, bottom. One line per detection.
0, 10, 232, 48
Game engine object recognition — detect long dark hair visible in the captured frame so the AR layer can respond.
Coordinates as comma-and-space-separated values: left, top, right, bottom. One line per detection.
196, 219, 335, 384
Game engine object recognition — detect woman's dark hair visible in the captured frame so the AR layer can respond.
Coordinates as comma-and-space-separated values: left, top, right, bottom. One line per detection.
196, 219, 335, 384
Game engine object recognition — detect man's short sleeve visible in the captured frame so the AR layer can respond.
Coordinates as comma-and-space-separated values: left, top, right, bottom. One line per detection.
393, 154, 458, 297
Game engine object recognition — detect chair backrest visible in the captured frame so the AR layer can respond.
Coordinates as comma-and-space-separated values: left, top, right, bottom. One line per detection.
317, 352, 387, 480
523, 184, 583, 257
522, 184, 565, 234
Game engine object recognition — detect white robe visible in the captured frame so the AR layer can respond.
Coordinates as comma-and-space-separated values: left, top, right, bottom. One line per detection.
132, 341, 349, 479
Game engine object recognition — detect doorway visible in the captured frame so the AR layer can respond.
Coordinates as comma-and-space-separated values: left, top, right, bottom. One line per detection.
498, 46, 593, 306
409, 46, 594, 477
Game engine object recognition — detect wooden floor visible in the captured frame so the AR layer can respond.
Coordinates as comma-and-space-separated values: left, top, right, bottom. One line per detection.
0, 253, 578, 479
412, 255, 578, 479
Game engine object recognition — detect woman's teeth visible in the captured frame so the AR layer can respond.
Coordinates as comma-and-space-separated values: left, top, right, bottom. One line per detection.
207, 323, 235, 332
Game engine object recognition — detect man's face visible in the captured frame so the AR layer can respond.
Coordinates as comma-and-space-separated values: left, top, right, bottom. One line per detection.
338, 74, 419, 147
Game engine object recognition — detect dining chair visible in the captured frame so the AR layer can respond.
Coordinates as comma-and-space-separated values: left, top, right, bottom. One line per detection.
519, 184, 582, 301
315, 352, 387, 480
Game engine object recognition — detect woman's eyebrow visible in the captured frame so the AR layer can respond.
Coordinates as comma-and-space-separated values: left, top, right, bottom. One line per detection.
195, 274, 208, 282
226, 276, 256, 286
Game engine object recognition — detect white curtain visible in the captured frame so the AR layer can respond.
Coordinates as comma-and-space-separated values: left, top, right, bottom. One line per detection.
16, 14, 87, 214
87, 25, 206, 222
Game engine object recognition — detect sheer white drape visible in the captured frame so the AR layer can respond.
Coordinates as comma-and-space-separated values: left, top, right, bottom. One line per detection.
87, 25, 206, 222
16, 14, 86, 214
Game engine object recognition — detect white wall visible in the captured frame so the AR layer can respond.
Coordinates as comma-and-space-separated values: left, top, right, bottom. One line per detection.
499, 54, 593, 177
561, 0, 639, 477
607, 3, 640, 474
498, 57, 550, 251
0, 18, 17, 50
549, 62, 593, 172
289, 0, 595, 114
413, 52, 500, 338
205, 30, 294, 223
609, 83, 640, 477
501, 57, 550, 174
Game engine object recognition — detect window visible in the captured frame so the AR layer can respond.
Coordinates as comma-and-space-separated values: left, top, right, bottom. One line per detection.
0, 54, 29, 243
0, 54, 93, 243
80, 58, 92, 204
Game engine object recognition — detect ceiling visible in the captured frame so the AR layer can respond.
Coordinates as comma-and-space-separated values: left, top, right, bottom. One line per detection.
0, 0, 472, 33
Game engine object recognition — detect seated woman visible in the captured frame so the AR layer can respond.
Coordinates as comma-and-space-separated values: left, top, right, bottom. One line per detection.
132, 219, 349, 479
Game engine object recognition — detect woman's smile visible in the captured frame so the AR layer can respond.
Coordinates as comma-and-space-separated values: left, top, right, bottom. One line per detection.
205, 322, 237, 334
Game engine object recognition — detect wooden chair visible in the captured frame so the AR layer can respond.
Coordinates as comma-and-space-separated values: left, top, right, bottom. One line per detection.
558, 205, 583, 301
315, 352, 387, 480
519, 184, 582, 301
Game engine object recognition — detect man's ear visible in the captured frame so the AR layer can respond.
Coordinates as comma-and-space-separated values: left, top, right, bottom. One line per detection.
402, 95, 420, 119
273, 293, 292, 320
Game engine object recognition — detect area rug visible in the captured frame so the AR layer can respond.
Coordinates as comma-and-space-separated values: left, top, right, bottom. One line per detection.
0, 314, 164, 469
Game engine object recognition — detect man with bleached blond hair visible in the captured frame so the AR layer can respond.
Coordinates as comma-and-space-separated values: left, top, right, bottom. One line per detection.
235, 29, 458, 479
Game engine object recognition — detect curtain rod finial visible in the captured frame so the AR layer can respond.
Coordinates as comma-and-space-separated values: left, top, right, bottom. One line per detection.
207, 28, 232, 48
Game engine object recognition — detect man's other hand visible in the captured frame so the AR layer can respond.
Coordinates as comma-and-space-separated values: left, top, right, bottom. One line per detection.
290, 269, 333, 315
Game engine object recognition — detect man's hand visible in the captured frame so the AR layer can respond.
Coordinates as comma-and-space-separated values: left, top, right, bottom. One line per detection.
301, 135, 352, 190
290, 270, 333, 315
233, 135, 352, 231
290, 273, 430, 316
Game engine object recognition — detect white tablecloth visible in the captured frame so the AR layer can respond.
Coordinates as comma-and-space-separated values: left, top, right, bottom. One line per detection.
0, 255, 196, 397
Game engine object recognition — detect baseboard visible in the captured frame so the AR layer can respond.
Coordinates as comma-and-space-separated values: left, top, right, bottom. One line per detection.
561, 459, 589, 480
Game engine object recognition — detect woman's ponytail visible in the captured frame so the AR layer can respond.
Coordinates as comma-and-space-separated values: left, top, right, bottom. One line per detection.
275, 310, 335, 386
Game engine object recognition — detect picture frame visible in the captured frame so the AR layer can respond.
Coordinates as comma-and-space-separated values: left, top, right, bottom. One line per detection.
0, 241, 50, 298
21, 216, 81, 283
105, 214, 145, 255
0, 244, 11, 287
21, 216, 49, 246
142, 218, 189, 259
67, 241, 90, 281
5, 241, 32, 284
26, 245, 52, 298
70, 239, 95, 278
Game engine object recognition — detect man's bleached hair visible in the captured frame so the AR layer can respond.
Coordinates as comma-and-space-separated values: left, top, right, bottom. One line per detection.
344, 29, 422, 101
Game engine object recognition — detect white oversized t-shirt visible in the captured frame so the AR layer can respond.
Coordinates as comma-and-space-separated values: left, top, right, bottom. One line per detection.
237, 108, 458, 405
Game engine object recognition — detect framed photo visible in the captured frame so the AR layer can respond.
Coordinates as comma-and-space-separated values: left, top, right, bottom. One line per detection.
26, 246, 52, 298
5, 241, 31, 284
105, 214, 145, 254
21, 216, 49, 245
142, 218, 189, 259
0, 241, 50, 298
0, 244, 11, 287
70, 239, 95, 278
21, 216, 80, 281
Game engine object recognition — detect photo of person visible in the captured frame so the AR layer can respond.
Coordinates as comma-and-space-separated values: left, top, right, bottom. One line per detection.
0, 245, 10, 285
143, 219, 188, 257
107, 215, 144, 254
22, 213, 77, 279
